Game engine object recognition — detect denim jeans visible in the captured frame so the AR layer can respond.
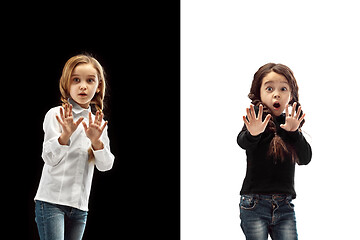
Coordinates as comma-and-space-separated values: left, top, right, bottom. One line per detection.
239, 194, 298, 240
35, 200, 88, 240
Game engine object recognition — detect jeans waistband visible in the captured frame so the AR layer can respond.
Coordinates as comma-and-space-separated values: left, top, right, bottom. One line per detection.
245, 194, 292, 201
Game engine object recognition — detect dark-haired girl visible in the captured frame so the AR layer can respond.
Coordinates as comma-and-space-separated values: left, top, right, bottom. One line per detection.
237, 63, 312, 240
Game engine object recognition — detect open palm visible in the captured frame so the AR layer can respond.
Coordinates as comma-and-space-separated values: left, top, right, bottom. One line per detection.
280, 102, 306, 132
82, 111, 108, 144
243, 104, 271, 136
56, 104, 84, 136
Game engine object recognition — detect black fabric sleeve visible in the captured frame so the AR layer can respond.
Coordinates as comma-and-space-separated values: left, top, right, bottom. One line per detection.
237, 124, 262, 150
285, 130, 312, 165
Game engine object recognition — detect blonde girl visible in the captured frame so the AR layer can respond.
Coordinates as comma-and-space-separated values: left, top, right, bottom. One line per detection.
34, 54, 114, 240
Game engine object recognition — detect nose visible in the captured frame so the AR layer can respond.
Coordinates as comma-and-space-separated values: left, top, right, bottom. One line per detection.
80, 83, 87, 90
273, 91, 280, 99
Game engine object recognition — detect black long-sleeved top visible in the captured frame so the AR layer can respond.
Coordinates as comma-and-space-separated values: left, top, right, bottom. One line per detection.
237, 107, 312, 198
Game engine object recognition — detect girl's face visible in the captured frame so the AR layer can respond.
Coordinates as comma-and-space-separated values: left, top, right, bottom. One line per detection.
69, 63, 100, 108
260, 71, 292, 116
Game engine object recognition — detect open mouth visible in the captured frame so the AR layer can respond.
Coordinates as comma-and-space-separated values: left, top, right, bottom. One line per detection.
273, 102, 280, 109
79, 93, 87, 97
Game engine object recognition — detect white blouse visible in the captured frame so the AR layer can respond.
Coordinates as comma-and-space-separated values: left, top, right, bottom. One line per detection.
34, 99, 114, 211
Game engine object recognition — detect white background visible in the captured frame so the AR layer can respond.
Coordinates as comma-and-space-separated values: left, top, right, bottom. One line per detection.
181, 0, 360, 239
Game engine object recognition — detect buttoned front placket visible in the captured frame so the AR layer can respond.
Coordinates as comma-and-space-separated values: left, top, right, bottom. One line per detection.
71, 103, 92, 207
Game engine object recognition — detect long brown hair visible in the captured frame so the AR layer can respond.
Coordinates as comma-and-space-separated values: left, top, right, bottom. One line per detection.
248, 63, 304, 163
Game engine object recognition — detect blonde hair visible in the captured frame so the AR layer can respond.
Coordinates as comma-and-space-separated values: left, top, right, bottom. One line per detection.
59, 54, 107, 162
59, 54, 106, 112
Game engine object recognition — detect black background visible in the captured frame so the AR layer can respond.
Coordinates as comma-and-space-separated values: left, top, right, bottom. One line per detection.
4, 2, 179, 239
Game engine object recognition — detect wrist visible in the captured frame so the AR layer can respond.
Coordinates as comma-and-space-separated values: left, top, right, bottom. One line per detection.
58, 132, 71, 145
247, 130, 262, 138
91, 139, 104, 150
249, 130, 262, 137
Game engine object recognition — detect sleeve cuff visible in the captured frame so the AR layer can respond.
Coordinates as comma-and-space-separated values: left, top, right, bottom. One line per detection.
91, 146, 114, 172
286, 130, 302, 143
245, 130, 262, 142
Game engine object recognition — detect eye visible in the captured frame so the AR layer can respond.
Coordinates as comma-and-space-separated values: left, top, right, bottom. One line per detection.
73, 78, 80, 83
87, 78, 95, 83
265, 87, 273, 91
281, 87, 288, 91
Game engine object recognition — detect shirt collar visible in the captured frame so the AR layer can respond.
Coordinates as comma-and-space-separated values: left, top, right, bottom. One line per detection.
68, 98, 91, 115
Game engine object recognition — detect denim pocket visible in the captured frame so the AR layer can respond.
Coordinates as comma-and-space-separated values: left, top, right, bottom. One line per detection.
240, 195, 257, 210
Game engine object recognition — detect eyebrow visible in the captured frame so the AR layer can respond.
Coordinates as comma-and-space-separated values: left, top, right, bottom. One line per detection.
71, 74, 96, 78
264, 80, 289, 85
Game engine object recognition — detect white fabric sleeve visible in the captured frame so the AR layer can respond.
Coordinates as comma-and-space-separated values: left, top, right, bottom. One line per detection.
92, 124, 115, 172
41, 107, 69, 166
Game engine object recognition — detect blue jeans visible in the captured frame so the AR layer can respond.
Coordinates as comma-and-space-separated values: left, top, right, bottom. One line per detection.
35, 200, 88, 240
239, 194, 298, 240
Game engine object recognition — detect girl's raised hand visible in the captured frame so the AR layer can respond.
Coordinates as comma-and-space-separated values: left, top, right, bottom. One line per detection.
56, 104, 84, 137
82, 111, 108, 150
243, 104, 271, 136
280, 102, 305, 132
